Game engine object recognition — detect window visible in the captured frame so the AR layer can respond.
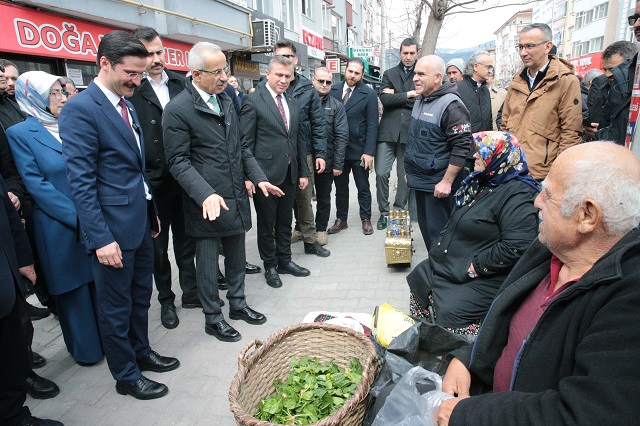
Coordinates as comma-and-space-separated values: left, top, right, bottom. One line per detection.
252, 0, 272, 15
554, 1, 566, 19
281, 0, 295, 30
590, 36, 604, 53
594, 2, 608, 20
331, 13, 343, 43
584, 9, 593, 25
322, 3, 332, 32
302, 0, 313, 18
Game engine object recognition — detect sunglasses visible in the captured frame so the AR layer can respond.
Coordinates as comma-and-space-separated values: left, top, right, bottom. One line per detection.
629, 14, 640, 26
315, 78, 332, 86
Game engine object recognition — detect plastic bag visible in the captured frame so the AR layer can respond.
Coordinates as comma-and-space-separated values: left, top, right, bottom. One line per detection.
372, 303, 416, 347
371, 366, 453, 426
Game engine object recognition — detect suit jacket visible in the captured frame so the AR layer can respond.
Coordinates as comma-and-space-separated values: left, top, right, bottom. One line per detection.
0, 174, 32, 318
240, 84, 309, 185
128, 70, 185, 196
7, 117, 93, 295
60, 81, 154, 251
330, 81, 379, 161
378, 62, 416, 144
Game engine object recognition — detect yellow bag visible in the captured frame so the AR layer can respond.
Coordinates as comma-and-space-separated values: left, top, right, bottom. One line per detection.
371, 303, 416, 348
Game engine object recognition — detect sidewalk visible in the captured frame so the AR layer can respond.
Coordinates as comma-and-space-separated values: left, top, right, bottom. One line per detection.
28, 172, 427, 425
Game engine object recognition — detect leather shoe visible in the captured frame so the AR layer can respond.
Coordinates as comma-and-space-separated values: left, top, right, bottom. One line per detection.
181, 296, 202, 309
32, 351, 46, 369
327, 218, 348, 234
304, 242, 330, 257
25, 371, 60, 399
277, 261, 310, 277
137, 350, 180, 373
245, 262, 261, 274
26, 302, 50, 321
205, 320, 241, 342
18, 416, 63, 426
362, 219, 374, 235
115, 375, 168, 400
217, 268, 227, 290
229, 306, 267, 325
265, 267, 282, 288
376, 214, 387, 230
160, 304, 179, 329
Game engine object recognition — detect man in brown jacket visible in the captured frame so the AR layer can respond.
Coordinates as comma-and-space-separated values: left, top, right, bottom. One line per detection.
501, 23, 582, 180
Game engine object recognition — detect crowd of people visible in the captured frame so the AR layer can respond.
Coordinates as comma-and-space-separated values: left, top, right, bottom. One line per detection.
1, 9, 640, 425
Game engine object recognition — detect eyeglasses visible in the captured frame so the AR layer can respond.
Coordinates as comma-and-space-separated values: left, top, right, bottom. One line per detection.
515, 41, 550, 51
49, 89, 68, 99
197, 67, 230, 76
121, 70, 149, 79
478, 63, 494, 70
314, 78, 332, 86
629, 14, 640, 26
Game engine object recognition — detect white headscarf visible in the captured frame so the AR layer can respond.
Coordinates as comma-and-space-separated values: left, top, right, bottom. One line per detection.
15, 71, 65, 137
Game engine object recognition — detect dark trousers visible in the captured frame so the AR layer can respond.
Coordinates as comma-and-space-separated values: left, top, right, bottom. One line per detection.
375, 141, 409, 215
92, 228, 153, 383
334, 159, 372, 221
0, 289, 31, 425
414, 189, 454, 252
314, 172, 334, 232
152, 189, 197, 306
253, 167, 296, 268
23, 209, 55, 312
195, 234, 248, 324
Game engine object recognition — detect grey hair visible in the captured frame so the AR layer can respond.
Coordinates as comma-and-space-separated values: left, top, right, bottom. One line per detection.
267, 55, 293, 72
187, 42, 222, 71
521, 23, 552, 41
583, 68, 603, 87
560, 152, 640, 236
464, 50, 490, 76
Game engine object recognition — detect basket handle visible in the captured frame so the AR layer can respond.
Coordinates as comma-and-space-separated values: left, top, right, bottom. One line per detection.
238, 338, 263, 368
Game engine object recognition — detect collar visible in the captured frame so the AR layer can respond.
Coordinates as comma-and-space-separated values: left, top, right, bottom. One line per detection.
93, 79, 123, 109
191, 80, 217, 105
146, 70, 169, 87
265, 83, 284, 100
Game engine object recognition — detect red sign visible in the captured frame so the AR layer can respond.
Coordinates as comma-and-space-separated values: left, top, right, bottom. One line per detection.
302, 28, 323, 50
0, 2, 192, 71
569, 52, 603, 77
326, 58, 340, 73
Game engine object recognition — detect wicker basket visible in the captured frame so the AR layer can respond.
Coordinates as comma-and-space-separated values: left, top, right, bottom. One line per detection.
229, 322, 379, 426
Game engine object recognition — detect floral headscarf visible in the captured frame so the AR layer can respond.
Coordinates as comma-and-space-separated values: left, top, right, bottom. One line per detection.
453, 131, 540, 208
15, 71, 65, 134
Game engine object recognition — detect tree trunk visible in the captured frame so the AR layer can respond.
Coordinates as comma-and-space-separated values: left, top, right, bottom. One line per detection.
412, 1, 425, 45
420, 9, 444, 56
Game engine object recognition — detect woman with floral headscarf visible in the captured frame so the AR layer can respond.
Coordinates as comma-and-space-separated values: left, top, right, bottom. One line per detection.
7, 71, 103, 364
406, 131, 540, 336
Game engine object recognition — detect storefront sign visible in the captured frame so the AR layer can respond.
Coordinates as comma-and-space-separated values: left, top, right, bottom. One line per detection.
348, 46, 374, 59
233, 58, 261, 79
326, 58, 340, 73
0, 2, 192, 71
569, 52, 603, 77
302, 27, 325, 60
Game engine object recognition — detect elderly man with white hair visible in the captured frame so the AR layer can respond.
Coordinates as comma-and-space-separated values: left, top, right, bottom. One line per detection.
435, 141, 640, 425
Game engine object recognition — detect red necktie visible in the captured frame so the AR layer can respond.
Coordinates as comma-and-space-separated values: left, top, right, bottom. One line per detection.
118, 98, 134, 134
276, 94, 288, 133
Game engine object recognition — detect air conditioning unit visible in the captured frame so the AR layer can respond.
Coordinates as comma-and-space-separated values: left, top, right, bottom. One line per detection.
252, 19, 276, 48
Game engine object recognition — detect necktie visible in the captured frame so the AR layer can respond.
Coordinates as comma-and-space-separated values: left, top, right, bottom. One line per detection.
276, 94, 288, 132
118, 98, 134, 134
208, 95, 222, 116
343, 87, 352, 105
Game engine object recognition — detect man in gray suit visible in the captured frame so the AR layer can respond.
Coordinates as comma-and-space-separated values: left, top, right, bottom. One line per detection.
241, 56, 310, 289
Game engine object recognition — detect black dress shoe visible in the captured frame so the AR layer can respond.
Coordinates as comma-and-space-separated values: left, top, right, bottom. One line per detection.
304, 242, 330, 257
376, 214, 388, 230
245, 262, 262, 274
217, 268, 227, 291
115, 375, 168, 400
160, 304, 179, 329
32, 351, 46, 369
137, 350, 180, 373
264, 267, 282, 288
205, 319, 241, 342
25, 371, 60, 399
181, 296, 202, 309
26, 302, 50, 321
18, 415, 64, 426
229, 306, 267, 325
277, 261, 310, 277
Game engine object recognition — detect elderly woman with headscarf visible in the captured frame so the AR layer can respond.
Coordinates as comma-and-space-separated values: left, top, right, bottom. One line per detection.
406, 131, 540, 336
7, 71, 103, 365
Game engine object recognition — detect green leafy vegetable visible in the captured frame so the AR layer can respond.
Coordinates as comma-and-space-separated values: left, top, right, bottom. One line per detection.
254, 357, 363, 425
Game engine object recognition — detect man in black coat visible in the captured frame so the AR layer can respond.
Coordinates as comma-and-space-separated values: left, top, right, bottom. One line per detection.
328, 57, 379, 235
374, 38, 418, 230
163, 42, 281, 342
456, 50, 493, 133
128, 27, 198, 330
0, 174, 63, 426
241, 56, 310, 289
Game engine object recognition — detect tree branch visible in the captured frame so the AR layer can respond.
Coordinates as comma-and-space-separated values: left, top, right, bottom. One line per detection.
448, 0, 536, 15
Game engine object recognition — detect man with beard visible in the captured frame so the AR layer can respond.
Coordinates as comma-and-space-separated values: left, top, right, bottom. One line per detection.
445, 58, 464, 83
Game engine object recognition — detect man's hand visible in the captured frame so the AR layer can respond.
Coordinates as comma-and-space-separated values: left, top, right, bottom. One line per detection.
315, 158, 326, 174
19, 264, 36, 285
361, 154, 374, 171
333, 169, 343, 177
406, 90, 418, 99
96, 241, 123, 268
257, 181, 284, 197
382, 88, 395, 94
298, 177, 308, 190
584, 122, 598, 138
436, 397, 467, 426
202, 194, 229, 221
245, 180, 256, 198
8, 192, 20, 211
434, 179, 453, 198
151, 216, 161, 239
442, 357, 471, 397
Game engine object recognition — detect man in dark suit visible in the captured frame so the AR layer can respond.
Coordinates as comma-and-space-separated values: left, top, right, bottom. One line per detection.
60, 31, 179, 400
375, 38, 418, 230
0, 174, 63, 426
328, 57, 379, 235
241, 56, 310, 289
128, 27, 198, 330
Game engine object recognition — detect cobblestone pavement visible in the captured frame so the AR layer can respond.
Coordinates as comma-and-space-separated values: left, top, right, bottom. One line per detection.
28, 172, 427, 425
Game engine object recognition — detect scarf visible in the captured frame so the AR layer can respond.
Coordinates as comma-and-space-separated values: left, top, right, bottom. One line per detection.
15, 71, 64, 137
